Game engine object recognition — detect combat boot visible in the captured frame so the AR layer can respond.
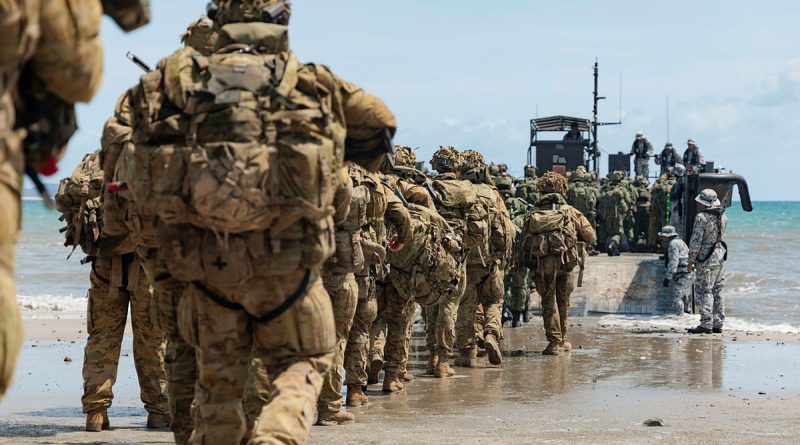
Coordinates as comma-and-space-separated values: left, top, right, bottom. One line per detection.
146, 413, 170, 429
434, 353, 456, 378
454, 346, 478, 368
316, 409, 355, 426
523, 310, 532, 323
85, 409, 109, 432
426, 353, 439, 375
484, 333, 502, 366
382, 373, 403, 393
346, 386, 369, 407
542, 340, 560, 356
401, 371, 414, 382
367, 356, 382, 385
511, 311, 522, 328
687, 326, 712, 334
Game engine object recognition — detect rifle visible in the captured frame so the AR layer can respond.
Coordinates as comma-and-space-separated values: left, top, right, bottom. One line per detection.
126, 51, 152, 72
261, 0, 291, 23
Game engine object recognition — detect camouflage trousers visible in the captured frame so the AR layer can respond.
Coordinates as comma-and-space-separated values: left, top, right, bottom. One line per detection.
424, 265, 466, 356
695, 254, 726, 330
456, 261, 504, 351
670, 272, 694, 315
343, 273, 377, 388
604, 213, 625, 250
381, 282, 418, 376
318, 270, 358, 414
505, 265, 531, 313
141, 249, 196, 445
0, 183, 21, 399
81, 254, 168, 416
532, 256, 575, 344
177, 268, 335, 445
634, 158, 650, 178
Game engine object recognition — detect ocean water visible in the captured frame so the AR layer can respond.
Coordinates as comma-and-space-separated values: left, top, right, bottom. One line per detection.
13, 200, 800, 331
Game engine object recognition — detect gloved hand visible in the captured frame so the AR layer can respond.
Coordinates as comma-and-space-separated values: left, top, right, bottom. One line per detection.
662, 278, 670, 288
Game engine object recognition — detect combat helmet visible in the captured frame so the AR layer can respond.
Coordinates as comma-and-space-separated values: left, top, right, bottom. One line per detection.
461, 149, 485, 170
634, 175, 649, 188
207, 0, 292, 25
523, 165, 537, 179
536, 172, 568, 196
430, 146, 462, 174
392, 145, 417, 168
608, 171, 624, 184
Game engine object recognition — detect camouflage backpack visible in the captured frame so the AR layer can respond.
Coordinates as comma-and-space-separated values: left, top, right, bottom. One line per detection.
567, 181, 597, 220
474, 183, 513, 262
429, 179, 491, 266
387, 203, 461, 307
520, 204, 578, 270
55, 151, 104, 259
327, 166, 370, 274
121, 24, 344, 300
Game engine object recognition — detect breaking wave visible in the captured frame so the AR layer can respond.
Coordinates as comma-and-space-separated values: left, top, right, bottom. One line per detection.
598, 314, 800, 335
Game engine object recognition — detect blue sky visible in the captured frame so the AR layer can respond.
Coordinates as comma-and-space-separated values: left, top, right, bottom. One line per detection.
58, 0, 800, 200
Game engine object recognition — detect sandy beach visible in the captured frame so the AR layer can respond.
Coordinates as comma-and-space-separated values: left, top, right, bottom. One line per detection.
1, 315, 798, 445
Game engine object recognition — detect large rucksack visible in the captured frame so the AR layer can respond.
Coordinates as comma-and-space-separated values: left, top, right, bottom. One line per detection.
474, 183, 513, 262
55, 151, 104, 259
567, 182, 597, 220
121, 25, 343, 287
387, 203, 461, 306
520, 205, 579, 271
429, 179, 490, 266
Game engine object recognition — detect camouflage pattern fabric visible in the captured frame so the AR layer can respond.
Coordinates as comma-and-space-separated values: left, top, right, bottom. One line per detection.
456, 262, 504, 351
139, 249, 196, 444
648, 175, 676, 250
689, 210, 728, 330
317, 271, 358, 415
81, 254, 168, 417
177, 270, 335, 445
0, 185, 21, 399
343, 274, 378, 388
664, 237, 694, 315
532, 256, 575, 344
381, 282, 416, 377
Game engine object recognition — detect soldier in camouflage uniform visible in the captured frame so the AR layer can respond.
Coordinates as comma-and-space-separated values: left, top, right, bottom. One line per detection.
566, 167, 599, 233
631, 175, 651, 252
523, 173, 596, 355
669, 164, 688, 239
687, 189, 728, 334
456, 150, 514, 367
659, 226, 694, 315
648, 172, 677, 252
515, 165, 539, 205
342, 165, 411, 406
598, 171, 629, 256
123, 1, 396, 443
0, 0, 148, 401
499, 185, 532, 328
55, 148, 169, 432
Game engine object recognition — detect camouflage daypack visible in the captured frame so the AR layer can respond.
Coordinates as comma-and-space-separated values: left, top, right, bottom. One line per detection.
327, 166, 370, 274
520, 204, 578, 270
55, 151, 104, 258
567, 182, 597, 220
387, 203, 461, 306
122, 23, 344, 296
429, 179, 491, 266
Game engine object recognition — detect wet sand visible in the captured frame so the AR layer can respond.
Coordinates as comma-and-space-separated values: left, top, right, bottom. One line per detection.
1, 317, 799, 444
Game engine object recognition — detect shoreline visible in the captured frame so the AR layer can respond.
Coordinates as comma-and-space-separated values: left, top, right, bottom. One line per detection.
1, 316, 798, 444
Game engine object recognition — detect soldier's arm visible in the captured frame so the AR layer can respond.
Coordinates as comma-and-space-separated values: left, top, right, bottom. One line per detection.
332, 167, 353, 226
401, 183, 435, 209
666, 241, 679, 279
32, 0, 104, 104
687, 214, 706, 263
384, 186, 413, 245
571, 208, 597, 244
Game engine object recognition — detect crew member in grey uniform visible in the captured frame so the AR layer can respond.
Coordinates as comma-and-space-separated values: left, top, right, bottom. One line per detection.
660, 225, 693, 315
630, 131, 654, 178
655, 142, 682, 175
686, 189, 727, 334
683, 138, 705, 174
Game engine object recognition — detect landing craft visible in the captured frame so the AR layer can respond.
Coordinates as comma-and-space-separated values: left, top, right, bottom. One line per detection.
526, 60, 753, 316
